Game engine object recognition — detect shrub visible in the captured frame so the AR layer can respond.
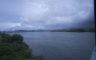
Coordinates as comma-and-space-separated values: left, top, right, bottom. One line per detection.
0, 33, 11, 43
11, 34, 23, 43
0, 33, 34, 60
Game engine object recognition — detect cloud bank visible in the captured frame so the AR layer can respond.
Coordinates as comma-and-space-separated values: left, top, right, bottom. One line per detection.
0, 0, 94, 30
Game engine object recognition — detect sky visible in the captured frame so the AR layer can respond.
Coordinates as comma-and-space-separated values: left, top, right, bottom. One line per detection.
0, 0, 94, 30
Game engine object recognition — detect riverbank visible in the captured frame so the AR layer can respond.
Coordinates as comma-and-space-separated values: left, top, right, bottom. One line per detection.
0, 32, 43, 60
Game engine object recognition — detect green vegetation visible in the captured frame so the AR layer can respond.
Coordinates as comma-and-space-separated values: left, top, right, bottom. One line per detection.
0, 32, 43, 60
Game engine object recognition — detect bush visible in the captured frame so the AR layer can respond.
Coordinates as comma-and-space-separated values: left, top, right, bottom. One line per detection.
0, 33, 11, 43
0, 33, 34, 60
11, 34, 23, 43
0, 33, 43, 60
0, 33, 23, 43
0, 44, 33, 60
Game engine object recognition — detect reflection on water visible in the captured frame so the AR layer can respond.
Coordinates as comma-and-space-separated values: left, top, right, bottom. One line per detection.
91, 46, 96, 60
20, 32, 95, 60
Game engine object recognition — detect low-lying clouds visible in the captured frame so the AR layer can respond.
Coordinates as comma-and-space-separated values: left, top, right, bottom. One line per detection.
0, 0, 94, 30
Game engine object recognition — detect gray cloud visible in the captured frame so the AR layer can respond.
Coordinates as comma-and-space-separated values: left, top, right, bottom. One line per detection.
0, 0, 94, 30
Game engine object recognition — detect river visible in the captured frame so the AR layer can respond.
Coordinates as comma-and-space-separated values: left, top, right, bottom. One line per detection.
19, 32, 95, 60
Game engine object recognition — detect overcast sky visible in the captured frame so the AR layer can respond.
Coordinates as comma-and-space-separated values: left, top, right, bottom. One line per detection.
0, 0, 94, 30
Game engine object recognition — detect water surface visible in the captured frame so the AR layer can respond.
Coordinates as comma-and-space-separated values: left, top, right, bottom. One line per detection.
20, 32, 95, 60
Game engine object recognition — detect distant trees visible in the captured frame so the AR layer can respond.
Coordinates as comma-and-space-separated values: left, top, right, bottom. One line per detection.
50, 28, 95, 32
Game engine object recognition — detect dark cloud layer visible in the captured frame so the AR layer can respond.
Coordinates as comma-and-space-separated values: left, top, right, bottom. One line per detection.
0, 0, 94, 30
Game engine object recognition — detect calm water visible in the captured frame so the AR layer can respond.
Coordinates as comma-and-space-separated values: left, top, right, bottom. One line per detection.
19, 32, 95, 60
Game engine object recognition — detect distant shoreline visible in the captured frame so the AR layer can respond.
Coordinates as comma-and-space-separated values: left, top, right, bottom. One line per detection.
0, 28, 95, 33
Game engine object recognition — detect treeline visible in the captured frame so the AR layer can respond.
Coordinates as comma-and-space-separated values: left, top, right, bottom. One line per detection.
0, 33, 43, 60
0, 28, 95, 32
50, 28, 95, 32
